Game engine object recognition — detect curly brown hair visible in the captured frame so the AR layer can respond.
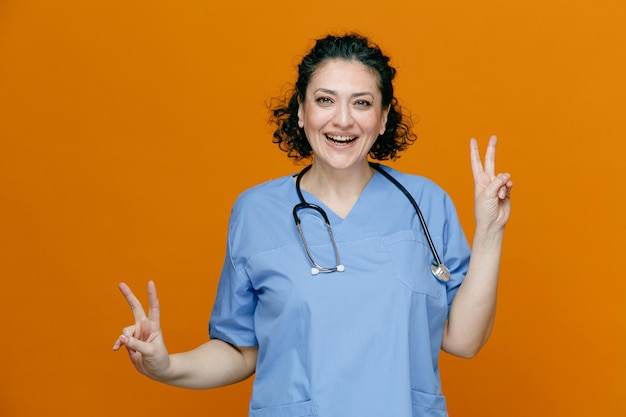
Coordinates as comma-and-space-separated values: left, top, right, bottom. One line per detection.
270, 33, 416, 161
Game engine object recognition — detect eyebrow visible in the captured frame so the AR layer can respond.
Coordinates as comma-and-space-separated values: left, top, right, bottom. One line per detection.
313, 88, 375, 99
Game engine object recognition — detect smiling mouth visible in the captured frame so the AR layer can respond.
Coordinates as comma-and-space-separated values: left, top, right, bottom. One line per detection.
325, 134, 357, 145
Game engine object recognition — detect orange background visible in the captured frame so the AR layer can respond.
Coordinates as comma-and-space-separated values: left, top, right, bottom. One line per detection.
1, 1, 625, 416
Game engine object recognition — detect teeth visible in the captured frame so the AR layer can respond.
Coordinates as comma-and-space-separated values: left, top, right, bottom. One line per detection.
325, 134, 356, 144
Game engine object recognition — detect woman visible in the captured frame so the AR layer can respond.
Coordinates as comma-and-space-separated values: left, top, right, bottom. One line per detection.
113, 33, 513, 417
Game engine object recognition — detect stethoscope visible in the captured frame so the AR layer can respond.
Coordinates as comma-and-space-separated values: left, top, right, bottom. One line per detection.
292, 163, 451, 282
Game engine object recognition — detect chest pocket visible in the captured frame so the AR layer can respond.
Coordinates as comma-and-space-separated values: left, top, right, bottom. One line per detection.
250, 400, 319, 417
383, 229, 445, 299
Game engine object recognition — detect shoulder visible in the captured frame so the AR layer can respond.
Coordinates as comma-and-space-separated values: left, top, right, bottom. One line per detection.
232, 174, 295, 210
228, 173, 297, 230
226, 173, 298, 256
375, 164, 449, 200
374, 164, 461, 226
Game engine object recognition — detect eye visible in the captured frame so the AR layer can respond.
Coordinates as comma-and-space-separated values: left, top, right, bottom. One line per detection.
315, 96, 333, 105
354, 99, 372, 108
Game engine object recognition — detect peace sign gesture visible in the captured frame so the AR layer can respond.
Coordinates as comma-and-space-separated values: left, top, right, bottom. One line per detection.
470, 135, 513, 231
112, 281, 171, 380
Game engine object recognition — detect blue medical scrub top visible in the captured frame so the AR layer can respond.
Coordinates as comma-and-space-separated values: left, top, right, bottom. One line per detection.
209, 165, 470, 417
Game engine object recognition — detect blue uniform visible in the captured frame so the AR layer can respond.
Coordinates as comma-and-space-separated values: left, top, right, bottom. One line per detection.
209, 165, 470, 417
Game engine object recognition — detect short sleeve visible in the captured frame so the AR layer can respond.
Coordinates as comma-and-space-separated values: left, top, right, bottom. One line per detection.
441, 194, 471, 311
208, 220, 258, 347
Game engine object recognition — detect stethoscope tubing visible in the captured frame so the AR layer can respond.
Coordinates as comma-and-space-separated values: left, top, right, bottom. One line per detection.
293, 163, 450, 281
369, 163, 444, 266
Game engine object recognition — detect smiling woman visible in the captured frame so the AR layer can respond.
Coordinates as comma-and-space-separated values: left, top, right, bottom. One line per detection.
271, 34, 415, 162
3, 1, 625, 416
112, 33, 513, 417
295, 59, 390, 214
297, 60, 389, 174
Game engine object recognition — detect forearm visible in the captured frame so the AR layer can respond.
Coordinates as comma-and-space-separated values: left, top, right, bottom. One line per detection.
157, 339, 257, 389
442, 226, 504, 358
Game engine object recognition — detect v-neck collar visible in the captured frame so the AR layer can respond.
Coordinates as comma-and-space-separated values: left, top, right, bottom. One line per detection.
296, 169, 383, 224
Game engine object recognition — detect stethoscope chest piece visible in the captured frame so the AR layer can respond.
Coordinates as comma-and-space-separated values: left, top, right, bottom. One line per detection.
430, 263, 451, 282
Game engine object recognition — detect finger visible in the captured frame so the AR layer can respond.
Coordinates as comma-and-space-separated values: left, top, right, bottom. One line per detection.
121, 325, 135, 337
469, 138, 484, 179
118, 282, 147, 322
112, 334, 135, 351
483, 135, 498, 178
487, 173, 511, 197
498, 180, 513, 199
116, 334, 153, 356
112, 335, 124, 350
146, 280, 161, 324
126, 336, 155, 358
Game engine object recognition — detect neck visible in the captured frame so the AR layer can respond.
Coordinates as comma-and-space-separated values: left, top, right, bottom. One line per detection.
298, 161, 375, 218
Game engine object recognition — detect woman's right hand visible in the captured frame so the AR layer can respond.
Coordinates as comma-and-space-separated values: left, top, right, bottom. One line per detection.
112, 281, 171, 381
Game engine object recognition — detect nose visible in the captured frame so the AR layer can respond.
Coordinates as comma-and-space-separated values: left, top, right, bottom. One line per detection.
332, 102, 354, 128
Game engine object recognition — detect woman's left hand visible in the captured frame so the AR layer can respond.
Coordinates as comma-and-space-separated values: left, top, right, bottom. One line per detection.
470, 135, 513, 231
442, 135, 513, 358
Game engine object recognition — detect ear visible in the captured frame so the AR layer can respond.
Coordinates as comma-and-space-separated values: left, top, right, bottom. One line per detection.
297, 96, 304, 128
379, 105, 390, 135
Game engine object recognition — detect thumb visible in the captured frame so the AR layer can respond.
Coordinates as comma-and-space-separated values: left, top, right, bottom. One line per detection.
120, 335, 154, 356
486, 173, 511, 198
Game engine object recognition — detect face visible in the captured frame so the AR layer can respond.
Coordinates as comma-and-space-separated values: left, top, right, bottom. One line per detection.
297, 59, 389, 171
